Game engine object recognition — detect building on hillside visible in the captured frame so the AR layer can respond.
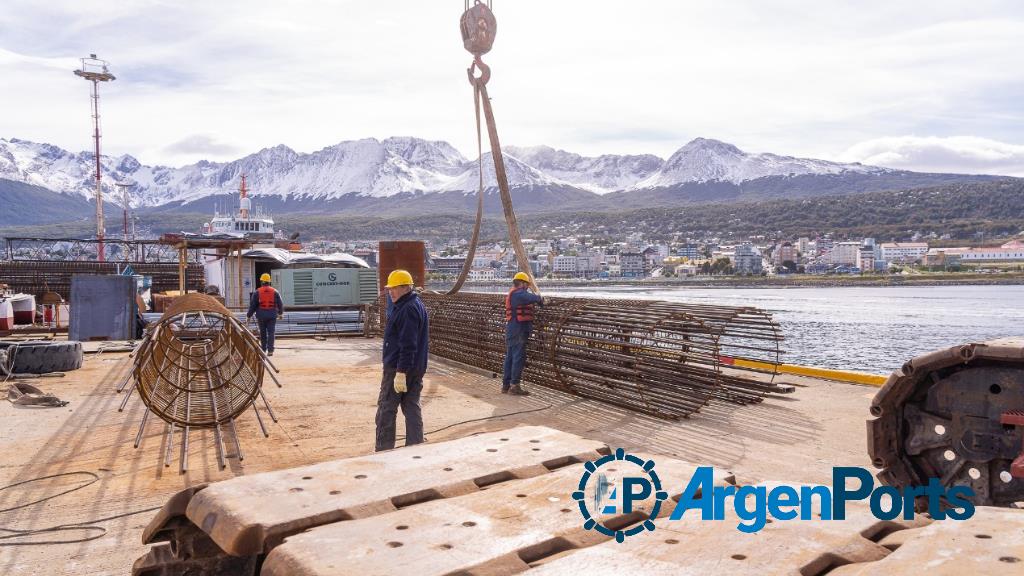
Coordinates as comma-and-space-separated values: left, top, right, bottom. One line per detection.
733, 244, 763, 275
774, 242, 798, 266
469, 268, 496, 281
826, 242, 862, 266
432, 257, 466, 276
620, 252, 646, 278
880, 242, 929, 263
676, 244, 700, 260
857, 246, 875, 272
552, 255, 578, 276
960, 247, 1024, 262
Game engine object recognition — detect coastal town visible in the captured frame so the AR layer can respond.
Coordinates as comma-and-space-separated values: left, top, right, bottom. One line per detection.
303, 234, 1024, 282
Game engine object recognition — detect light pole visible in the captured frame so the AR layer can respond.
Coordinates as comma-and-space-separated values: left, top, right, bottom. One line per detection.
74, 54, 116, 262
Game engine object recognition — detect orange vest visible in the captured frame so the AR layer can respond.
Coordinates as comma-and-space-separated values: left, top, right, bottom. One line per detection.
257, 286, 277, 310
505, 288, 535, 322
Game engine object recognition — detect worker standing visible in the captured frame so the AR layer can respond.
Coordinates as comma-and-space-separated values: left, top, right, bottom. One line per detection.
247, 273, 283, 356
502, 272, 543, 395
375, 269, 429, 451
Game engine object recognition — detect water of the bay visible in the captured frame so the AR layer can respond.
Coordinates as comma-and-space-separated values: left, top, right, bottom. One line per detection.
510, 284, 1024, 375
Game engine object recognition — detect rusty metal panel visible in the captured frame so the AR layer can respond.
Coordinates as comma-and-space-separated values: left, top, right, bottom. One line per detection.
377, 241, 426, 289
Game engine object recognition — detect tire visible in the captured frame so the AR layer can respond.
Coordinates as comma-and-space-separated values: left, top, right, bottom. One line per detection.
4, 341, 84, 374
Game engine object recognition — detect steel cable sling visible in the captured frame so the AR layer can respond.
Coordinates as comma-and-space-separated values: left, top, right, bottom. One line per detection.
449, 0, 540, 296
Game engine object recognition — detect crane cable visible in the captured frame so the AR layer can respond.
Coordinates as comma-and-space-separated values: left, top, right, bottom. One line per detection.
448, 0, 540, 296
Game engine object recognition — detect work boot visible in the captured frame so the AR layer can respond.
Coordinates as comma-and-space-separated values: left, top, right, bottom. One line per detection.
501, 387, 509, 394
268, 350, 274, 357
508, 384, 530, 396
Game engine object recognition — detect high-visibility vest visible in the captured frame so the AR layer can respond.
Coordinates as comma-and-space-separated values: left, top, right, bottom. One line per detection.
258, 286, 277, 310
505, 288, 535, 322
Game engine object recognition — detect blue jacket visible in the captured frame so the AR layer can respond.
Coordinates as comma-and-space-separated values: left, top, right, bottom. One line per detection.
247, 286, 283, 320
383, 291, 429, 373
506, 288, 543, 336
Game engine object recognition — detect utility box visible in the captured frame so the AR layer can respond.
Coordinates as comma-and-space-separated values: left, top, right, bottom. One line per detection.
272, 268, 378, 307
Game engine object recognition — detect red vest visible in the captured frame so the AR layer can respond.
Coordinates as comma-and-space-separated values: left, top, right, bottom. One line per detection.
505, 287, 535, 322
257, 286, 277, 310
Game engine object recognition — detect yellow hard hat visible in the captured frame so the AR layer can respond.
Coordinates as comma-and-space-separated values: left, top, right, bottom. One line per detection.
513, 272, 531, 282
385, 269, 414, 288
259, 273, 272, 282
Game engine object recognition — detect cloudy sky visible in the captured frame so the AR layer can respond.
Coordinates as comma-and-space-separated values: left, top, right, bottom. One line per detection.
1, 0, 1023, 175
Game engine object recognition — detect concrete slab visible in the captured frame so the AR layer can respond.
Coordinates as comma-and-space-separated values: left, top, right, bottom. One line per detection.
526, 482, 930, 576
182, 426, 607, 556
828, 506, 1024, 575
261, 456, 735, 576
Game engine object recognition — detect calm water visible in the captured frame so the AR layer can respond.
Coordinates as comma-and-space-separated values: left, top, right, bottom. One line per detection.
530, 285, 1024, 374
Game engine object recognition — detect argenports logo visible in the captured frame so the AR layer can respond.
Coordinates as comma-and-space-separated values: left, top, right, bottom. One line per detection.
575, 452, 977, 539
572, 448, 669, 542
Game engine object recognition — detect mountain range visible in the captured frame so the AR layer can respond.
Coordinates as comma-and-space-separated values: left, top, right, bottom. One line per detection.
0, 135, 1008, 226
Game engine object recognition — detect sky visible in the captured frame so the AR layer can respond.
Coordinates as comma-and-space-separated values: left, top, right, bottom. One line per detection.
1, 0, 1023, 175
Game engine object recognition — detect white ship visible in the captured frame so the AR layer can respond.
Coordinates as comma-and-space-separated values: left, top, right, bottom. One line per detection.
204, 174, 275, 239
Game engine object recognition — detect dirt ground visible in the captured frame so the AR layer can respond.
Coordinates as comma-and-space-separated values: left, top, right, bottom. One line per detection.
0, 337, 877, 575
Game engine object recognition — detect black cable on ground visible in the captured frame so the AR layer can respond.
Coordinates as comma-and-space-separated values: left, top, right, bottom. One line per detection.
398, 402, 554, 441
0, 471, 161, 547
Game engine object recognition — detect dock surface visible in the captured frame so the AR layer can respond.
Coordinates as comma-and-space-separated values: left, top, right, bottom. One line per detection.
2, 337, 880, 575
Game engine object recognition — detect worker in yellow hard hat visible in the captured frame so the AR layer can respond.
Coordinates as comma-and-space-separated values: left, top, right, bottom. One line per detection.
502, 271, 543, 395
376, 269, 429, 451
247, 272, 283, 356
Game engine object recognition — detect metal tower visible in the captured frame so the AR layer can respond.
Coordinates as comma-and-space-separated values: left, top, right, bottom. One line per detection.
74, 54, 116, 262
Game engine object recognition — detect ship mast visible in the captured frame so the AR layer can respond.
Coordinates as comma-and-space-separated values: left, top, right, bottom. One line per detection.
239, 174, 250, 219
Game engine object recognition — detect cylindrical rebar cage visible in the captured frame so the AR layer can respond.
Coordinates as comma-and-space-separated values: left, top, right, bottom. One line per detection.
134, 294, 264, 428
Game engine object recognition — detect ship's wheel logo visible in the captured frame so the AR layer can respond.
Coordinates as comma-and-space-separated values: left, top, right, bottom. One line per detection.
572, 448, 667, 542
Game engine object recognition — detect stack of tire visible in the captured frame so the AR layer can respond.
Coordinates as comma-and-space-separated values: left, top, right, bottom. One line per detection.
0, 341, 84, 374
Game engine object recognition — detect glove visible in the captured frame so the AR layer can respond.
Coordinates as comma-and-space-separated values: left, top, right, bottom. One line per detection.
246, 315, 252, 322
278, 313, 283, 320
393, 371, 408, 394
541, 297, 548, 306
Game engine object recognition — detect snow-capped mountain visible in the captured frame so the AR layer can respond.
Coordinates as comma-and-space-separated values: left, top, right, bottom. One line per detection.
0, 135, 978, 217
633, 138, 889, 188
504, 145, 663, 194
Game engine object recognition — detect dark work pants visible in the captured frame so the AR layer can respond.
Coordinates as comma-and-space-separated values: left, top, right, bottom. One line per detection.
502, 325, 531, 390
375, 369, 425, 451
257, 316, 277, 352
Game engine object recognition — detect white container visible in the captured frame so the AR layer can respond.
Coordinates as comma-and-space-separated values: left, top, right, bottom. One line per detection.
0, 300, 13, 331
11, 294, 36, 325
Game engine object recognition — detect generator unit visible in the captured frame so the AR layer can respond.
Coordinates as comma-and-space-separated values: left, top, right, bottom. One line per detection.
272, 268, 379, 307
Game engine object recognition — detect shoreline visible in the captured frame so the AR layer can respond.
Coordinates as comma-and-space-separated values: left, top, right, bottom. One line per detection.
432, 273, 1024, 290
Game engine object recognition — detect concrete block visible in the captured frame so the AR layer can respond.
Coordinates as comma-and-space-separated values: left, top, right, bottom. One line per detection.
261, 456, 734, 576
828, 506, 1024, 575
184, 425, 607, 556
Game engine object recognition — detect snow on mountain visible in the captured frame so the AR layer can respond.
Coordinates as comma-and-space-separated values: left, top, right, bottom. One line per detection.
440, 151, 571, 193
504, 145, 663, 194
0, 136, 897, 208
634, 137, 890, 188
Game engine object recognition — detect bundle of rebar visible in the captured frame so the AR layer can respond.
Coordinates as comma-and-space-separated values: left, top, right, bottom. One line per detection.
417, 292, 785, 419
118, 293, 282, 473
0, 260, 204, 298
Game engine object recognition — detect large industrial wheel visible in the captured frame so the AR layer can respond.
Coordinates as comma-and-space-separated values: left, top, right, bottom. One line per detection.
0, 341, 84, 374
868, 339, 1024, 508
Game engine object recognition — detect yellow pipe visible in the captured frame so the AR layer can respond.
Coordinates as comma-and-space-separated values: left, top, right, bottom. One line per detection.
727, 357, 888, 387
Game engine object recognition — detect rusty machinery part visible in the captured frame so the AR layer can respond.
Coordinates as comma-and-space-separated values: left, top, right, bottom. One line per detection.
413, 292, 785, 420
868, 338, 1024, 509
123, 293, 281, 474
460, 1, 497, 56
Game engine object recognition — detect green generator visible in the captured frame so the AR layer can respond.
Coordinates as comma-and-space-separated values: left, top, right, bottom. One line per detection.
272, 268, 379, 307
